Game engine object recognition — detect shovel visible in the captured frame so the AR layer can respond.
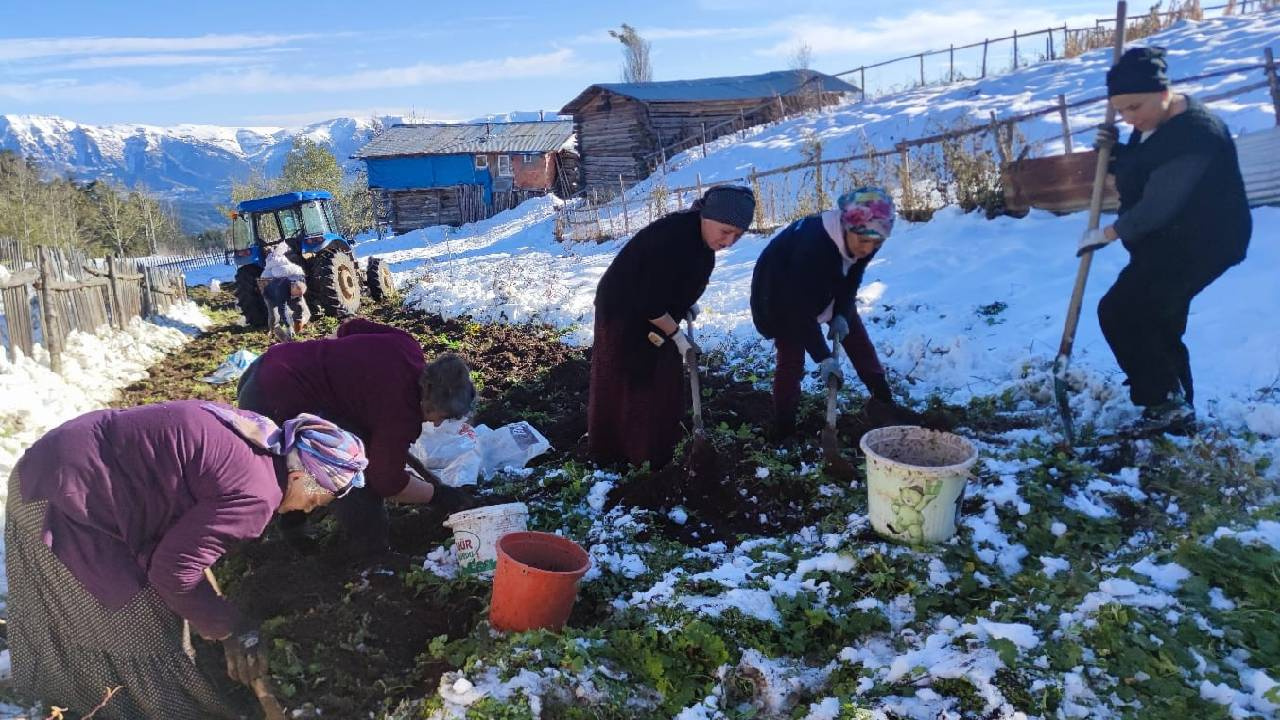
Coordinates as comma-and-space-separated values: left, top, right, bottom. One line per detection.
1053, 0, 1128, 445
204, 569, 287, 720
820, 343, 856, 479
682, 320, 718, 474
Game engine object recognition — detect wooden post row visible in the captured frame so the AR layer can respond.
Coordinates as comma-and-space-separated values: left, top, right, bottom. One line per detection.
37, 246, 62, 374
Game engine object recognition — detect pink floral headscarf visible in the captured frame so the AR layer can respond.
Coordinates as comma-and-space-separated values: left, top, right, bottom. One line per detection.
837, 187, 896, 240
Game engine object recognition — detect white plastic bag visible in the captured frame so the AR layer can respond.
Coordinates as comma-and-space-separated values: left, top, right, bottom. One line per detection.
201, 349, 258, 385
475, 421, 552, 479
409, 419, 483, 487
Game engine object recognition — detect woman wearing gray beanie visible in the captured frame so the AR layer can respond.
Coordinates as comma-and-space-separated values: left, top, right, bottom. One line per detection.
588, 185, 755, 468
1081, 46, 1251, 435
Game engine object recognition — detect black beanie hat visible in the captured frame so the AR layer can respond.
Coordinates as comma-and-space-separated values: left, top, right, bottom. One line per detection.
1107, 47, 1170, 96
698, 185, 756, 231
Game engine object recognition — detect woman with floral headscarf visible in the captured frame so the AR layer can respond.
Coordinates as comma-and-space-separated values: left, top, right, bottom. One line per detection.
5, 400, 367, 719
751, 187, 917, 438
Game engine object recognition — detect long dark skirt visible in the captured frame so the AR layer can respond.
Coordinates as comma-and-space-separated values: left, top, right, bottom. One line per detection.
4, 470, 244, 720
587, 313, 686, 469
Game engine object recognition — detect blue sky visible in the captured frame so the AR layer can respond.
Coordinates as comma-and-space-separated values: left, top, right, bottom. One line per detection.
0, 0, 1110, 128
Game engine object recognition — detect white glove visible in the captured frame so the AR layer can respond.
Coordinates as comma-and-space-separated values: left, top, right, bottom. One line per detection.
1077, 227, 1115, 257
670, 330, 699, 358
818, 356, 843, 387
685, 304, 700, 323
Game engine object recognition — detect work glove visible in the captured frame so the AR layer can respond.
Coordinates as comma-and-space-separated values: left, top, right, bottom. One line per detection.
1076, 227, 1115, 257
818, 356, 843, 388
430, 482, 480, 516
685, 303, 701, 323
827, 315, 850, 342
670, 330, 700, 359
1092, 124, 1119, 152
222, 623, 267, 688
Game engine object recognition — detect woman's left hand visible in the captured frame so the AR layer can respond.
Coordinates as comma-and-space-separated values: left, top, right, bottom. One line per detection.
223, 625, 268, 687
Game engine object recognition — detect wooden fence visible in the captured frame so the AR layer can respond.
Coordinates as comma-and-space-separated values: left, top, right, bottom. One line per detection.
556, 47, 1279, 242
0, 239, 190, 373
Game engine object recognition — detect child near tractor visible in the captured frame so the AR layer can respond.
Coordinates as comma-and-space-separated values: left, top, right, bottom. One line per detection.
258, 242, 309, 342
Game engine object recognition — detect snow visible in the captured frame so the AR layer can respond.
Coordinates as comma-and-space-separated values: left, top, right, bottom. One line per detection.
0, 302, 210, 603
1212, 519, 1280, 551
1132, 557, 1192, 592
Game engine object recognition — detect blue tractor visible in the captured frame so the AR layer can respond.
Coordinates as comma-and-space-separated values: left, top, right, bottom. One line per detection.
227, 190, 394, 326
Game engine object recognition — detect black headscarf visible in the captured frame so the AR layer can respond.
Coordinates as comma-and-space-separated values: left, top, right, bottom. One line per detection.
1107, 47, 1170, 96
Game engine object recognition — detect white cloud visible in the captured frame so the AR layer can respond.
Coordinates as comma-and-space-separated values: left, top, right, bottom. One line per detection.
18, 54, 263, 73
0, 33, 318, 62
755, 8, 1097, 59
0, 48, 581, 105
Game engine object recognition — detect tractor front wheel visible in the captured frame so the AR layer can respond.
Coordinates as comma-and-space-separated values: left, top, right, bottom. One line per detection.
310, 249, 361, 318
234, 264, 268, 328
366, 257, 397, 302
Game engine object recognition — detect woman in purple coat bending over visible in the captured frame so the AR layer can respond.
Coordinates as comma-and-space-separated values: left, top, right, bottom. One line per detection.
5, 400, 367, 719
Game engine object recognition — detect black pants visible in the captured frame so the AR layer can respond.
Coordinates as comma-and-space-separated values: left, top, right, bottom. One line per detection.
237, 361, 390, 556
1097, 254, 1228, 407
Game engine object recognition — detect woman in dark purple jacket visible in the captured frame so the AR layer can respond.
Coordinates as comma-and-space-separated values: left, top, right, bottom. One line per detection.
6, 400, 367, 719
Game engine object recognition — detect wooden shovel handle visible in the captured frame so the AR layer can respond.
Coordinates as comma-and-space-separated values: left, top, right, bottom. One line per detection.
252, 677, 288, 720
685, 319, 704, 433
1056, 0, 1128, 363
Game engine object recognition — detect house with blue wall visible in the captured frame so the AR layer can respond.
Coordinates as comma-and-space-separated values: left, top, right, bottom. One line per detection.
353, 120, 575, 232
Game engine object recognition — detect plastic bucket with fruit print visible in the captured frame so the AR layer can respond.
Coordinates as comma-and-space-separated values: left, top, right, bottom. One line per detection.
859, 426, 976, 545
442, 502, 529, 574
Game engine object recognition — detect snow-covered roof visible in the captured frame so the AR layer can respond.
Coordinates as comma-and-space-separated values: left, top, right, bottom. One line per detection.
560, 69, 859, 113
352, 121, 574, 159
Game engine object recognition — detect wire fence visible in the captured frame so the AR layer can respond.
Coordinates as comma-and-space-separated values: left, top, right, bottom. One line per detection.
557, 41, 1279, 242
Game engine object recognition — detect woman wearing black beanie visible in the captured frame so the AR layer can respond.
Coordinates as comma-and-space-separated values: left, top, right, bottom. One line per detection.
1079, 46, 1252, 434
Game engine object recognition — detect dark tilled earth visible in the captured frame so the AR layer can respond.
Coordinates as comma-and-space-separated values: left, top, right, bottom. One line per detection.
61, 286, 1018, 717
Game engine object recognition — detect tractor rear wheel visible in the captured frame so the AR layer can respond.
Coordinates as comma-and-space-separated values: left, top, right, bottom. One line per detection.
234, 264, 268, 328
310, 248, 361, 318
366, 257, 397, 301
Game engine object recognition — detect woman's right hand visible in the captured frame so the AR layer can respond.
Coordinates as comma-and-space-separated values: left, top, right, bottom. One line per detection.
223, 624, 268, 687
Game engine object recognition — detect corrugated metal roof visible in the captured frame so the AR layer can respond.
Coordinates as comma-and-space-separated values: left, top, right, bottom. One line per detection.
353, 120, 574, 159
560, 69, 859, 113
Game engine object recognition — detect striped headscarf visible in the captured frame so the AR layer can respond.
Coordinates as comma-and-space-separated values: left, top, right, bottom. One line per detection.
202, 403, 367, 496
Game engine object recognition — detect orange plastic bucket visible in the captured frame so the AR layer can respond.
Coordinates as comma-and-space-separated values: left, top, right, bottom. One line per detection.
489, 531, 591, 632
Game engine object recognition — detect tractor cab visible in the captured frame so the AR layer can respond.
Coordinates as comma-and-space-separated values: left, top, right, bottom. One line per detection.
228, 190, 394, 326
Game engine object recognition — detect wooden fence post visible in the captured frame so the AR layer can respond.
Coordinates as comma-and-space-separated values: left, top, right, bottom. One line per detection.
37, 246, 62, 374
989, 111, 1010, 166
619, 175, 631, 236
777, 95, 785, 118
749, 165, 763, 228
918, 54, 925, 86
896, 143, 913, 212
696, 173, 704, 200
1265, 48, 1280, 126
813, 143, 824, 209
981, 39, 989, 77
1049, 27, 1056, 59
107, 256, 123, 329
739, 108, 747, 139
701, 122, 708, 158
860, 67, 866, 100
949, 44, 955, 82
1013, 30, 1020, 69
1058, 93, 1074, 153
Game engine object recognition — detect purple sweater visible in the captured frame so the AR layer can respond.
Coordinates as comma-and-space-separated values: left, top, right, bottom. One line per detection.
239, 318, 425, 498
15, 401, 281, 639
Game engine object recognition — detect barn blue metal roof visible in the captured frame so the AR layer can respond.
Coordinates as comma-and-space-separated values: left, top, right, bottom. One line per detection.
352, 120, 574, 159
560, 69, 859, 113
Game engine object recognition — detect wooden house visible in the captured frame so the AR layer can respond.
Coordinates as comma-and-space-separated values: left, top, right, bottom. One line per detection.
353, 120, 575, 232
560, 69, 859, 191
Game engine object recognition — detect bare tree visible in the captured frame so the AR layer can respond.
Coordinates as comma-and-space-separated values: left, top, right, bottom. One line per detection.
609, 23, 653, 83
789, 42, 814, 71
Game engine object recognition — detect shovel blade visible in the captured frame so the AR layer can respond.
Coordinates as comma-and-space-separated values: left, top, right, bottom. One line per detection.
821, 427, 855, 479
1052, 354, 1076, 445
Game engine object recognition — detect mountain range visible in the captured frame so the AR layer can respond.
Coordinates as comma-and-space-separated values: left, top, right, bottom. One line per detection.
0, 111, 566, 233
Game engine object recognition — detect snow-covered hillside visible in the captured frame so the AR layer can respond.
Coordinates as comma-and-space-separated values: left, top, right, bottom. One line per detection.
334, 12, 1280, 437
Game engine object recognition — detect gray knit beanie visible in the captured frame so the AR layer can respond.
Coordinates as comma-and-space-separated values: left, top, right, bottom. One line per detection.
698, 186, 756, 231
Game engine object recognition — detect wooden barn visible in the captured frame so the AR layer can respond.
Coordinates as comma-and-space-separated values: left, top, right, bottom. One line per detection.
353, 120, 576, 232
560, 69, 859, 191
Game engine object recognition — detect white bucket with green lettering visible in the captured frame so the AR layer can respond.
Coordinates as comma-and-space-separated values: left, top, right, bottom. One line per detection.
860, 426, 976, 545
443, 502, 529, 574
